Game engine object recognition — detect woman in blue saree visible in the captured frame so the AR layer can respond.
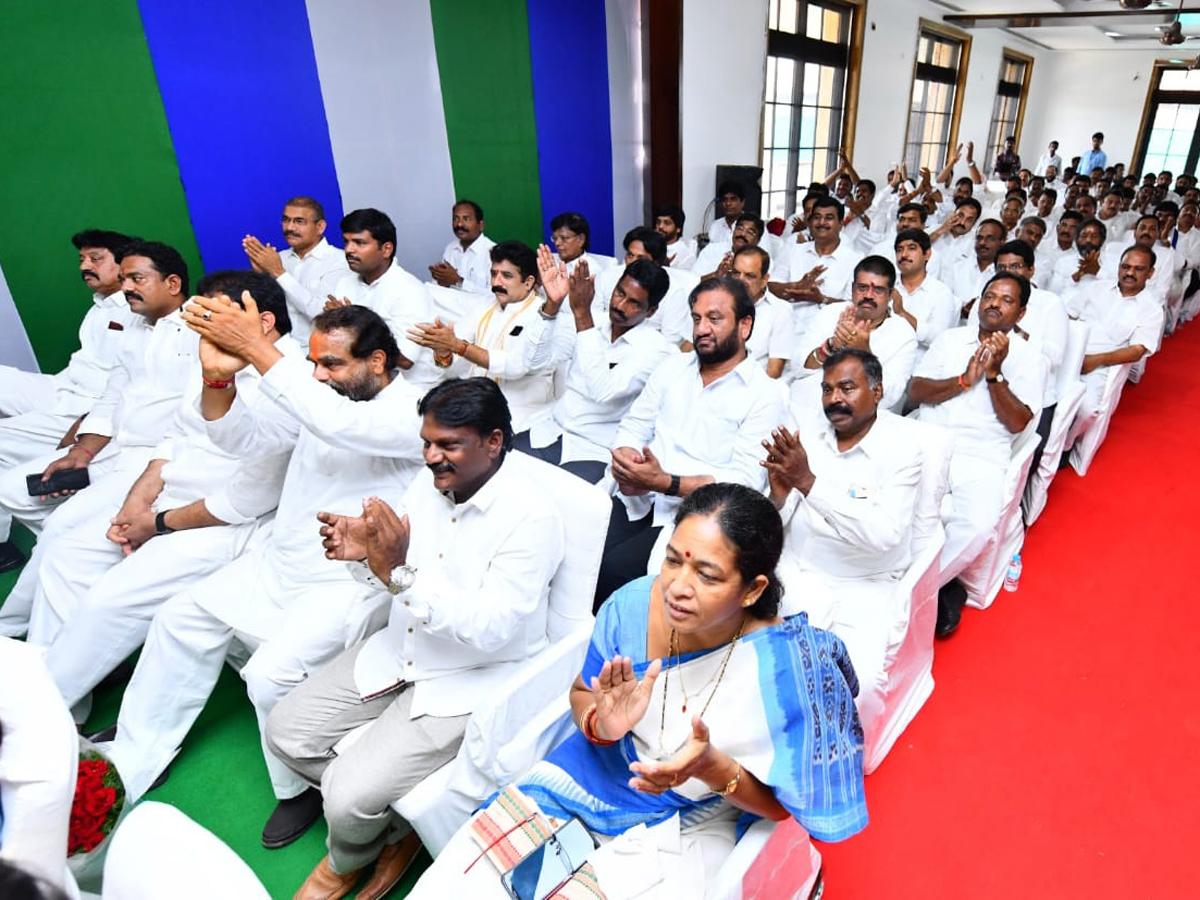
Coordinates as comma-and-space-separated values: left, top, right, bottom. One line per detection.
412, 483, 867, 898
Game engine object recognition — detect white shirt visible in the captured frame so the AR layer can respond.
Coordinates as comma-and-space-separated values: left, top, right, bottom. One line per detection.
914, 325, 1047, 468
592, 264, 696, 347
46, 289, 142, 417
691, 240, 731, 276
277, 238, 350, 347
612, 352, 788, 526
555, 252, 612, 277
779, 408, 922, 580
1077, 282, 1165, 358
1035, 153, 1062, 177
1097, 212, 1132, 243
895, 273, 959, 349
708, 216, 736, 244
776, 238, 862, 338
352, 451, 565, 718
529, 319, 674, 464
330, 263, 440, 387
1049, 251, 1109, 308
748, 293, 793, 367
948, 257, 995, 307
83, 310, 199, 450
968, 287, 1069, 405
665, 238, 696, 271
441, 233, 496, 296
790, 304, 918, 413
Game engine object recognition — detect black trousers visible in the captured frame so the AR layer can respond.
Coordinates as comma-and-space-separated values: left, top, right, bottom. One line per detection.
593, 497, 661, 613
511, 431, 607, 485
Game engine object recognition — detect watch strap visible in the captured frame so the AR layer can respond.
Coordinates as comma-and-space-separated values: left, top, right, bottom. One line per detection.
154, 510, 175, 535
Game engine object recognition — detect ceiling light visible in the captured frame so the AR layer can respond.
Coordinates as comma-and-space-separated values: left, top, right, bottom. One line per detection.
1120, 0, 1154, 8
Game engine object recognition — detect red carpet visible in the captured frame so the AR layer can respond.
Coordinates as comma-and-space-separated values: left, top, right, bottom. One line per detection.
819, 322, 1200, 898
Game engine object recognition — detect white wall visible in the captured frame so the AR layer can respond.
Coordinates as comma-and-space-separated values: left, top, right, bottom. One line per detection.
680, 0, 768, 238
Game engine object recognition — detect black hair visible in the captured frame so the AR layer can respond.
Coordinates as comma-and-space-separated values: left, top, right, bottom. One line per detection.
1093, 132, 1104, 141
622, 226, 667, 264
955, 176, 974, 189
957, 197, 983, 219
810, 194, 845, 221
673, 482, 783, 619
733, 244, 771, 277
117, 239, 190, 296
454, 198, 485, 220
195, 269, 292, 336
653, 203, 686, 230
1079, 218, 1108, 242
895, 227, 931, 253
823, 347, 882, 388
0, 859, 72, 900
340, 208, 396, 259
1155, 200, 1180, 217
311, 304, 401, 370
418, 377, 513, 451
1040, 188, 1058, 202
550, 212, 591, 250
71, 229, 134, 258
897, 202, 928, 223
490, 240, 539, 283
854, 254, 896, 291
284, 196, 326, 221
734, 213, 765, 237
688, 274, 755, 324
622, 258, 670, 309
1122, 244, 1157, 268
1019, 216, 1047, 234
717, 180, 746, 201
983, 271, 1031, 308
1059, 209, 1083, 225
996, 240, 1035, 268
976, 218, 1006, 237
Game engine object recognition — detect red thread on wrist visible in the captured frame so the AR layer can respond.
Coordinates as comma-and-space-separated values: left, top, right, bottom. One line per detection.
202, 374, 234, 390
958, 374, 969, 391
74, 444, 95, 460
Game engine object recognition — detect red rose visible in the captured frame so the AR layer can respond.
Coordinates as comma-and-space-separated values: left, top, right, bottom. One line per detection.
83, 786, 116, 819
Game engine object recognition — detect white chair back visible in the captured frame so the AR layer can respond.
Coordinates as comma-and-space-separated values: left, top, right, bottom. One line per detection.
1058, 320, 1090, 403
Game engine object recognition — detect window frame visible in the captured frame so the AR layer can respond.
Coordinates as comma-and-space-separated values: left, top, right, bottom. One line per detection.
903, 19, 972, 175
1132, 60, 1200, 177
985, 48, 1034, 170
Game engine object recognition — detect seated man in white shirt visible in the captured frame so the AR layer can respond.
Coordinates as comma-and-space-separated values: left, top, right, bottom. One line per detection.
0, 241, 196, 639
999, 195, 1024, 239
549, 211, 611, 276
27, 271, 297, 725
707, 179, 746, 245
927, 197, 982, 267
0, 229, 138, 573
1016, 216, 1047, 255
242, 196, 349, 347
792, 256, 917, 413
1074, 245, 1164, 429
909, 272, 1046, 637
427, 199, 495, 296
596, 275, 787, 606
763, 348, 921, 748
514, 252, 673, 483
590, 227, 696, 347
653, 202, 696, 270
1048, 217, 1108, 308
892, 228, 958, 360
728, 245, 792, 377
1102, 213, 1181, 311
327, 208, 439, 388
104, 303, 426, 848
267, 378, 565, 900
1038, 209, 1081, 274
949, 219, 1006, 318
409, 240, 573, 432
692, 213, 765, 278
1096, 190, 1131, 243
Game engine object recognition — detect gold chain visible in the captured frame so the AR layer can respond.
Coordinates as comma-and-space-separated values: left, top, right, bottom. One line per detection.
658, 617, 745, 757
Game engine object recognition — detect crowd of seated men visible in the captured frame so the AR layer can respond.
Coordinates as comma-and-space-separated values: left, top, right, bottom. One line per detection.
0, 132, 1187, 897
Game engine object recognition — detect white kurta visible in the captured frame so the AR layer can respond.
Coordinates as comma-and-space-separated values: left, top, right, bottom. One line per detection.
276, 237, 350, 348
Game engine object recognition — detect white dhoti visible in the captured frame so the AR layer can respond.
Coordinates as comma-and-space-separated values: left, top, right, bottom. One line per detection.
939, 454, 1005, 573
109, 550, 381, 801
0, 365, 57, 417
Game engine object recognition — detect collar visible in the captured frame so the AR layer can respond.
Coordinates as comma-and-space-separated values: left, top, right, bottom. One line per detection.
284, 237, 335, 262
440, 454, 510, 511
691, 351, 757, 387
94, 289, 126, 308
358, 262, 397, 289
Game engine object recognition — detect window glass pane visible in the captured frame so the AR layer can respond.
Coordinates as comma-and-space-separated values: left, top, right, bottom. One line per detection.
769, 0, 779, 31
806, 5, 823, 39
773, 104, 793, 146
778, 0, 798, 34
918, 36, 930, 63
818, 65, 835, 106
822, 8, 842, 42
765, 56, 777, 101
802, 62, 819, 104
776, 57, 795, 102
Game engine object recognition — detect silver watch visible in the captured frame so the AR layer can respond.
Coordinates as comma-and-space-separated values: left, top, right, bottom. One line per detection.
386, 565, 418, 594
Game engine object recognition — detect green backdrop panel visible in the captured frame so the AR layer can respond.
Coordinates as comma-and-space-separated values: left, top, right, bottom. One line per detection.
0, 3, 201, 372
430, 0, 544, 248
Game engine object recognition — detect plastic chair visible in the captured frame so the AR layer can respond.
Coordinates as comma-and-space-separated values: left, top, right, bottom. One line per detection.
1022, 320, 1090, 526
1068, 362, 1134, 477
710, 817, 823, 900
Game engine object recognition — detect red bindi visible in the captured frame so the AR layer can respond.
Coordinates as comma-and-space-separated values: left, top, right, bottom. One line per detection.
684, 551, 690, 558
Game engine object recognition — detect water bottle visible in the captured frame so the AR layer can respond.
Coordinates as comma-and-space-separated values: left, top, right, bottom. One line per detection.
1003, 553, 1022, 592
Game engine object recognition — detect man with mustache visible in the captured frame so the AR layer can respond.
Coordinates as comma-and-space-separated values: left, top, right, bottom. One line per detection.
103, 302, 426, 850
590, 227, 697, 348
242, 196, 349, 347
0, 230, 138, 573
326, 208, 439, 388
0, 241, 195, 637
909, 271, 1047, 637
428, 199, 494, 296
763, 347, 922, 751
792, 256, 917, 414
511, 246, 674, 484
891, 228, 958, 361
708, 179, 747, 245
1048, 217, 1108, 306
1037, 208, 1081, 275
268, 378, 565, 900
949, 218, 1006, 319
726, 245, 792, 377
1101, 212, 1182, 312
408, 241, 572, 432
691, 213, 767, 279
653, 202, 695, 270
928, 197, 982, 266
595, 275, 786, 606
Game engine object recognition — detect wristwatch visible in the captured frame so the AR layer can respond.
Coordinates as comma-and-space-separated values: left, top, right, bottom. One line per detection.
386, 565, 418, 595
986, 373, 1006, 384
154, 510, 175, 535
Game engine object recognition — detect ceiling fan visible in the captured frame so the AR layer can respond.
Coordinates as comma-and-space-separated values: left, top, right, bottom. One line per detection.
1159, 0, 1189, 43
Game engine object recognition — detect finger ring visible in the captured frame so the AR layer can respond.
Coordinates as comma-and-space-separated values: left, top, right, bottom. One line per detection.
202, 310, 212, 320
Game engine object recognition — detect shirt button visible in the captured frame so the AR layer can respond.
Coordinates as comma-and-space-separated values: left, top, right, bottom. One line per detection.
438, 552, 443, 559
407, 627, 413, 633
404, 600, 410, 606
451, 517, 457, 523
407, 660, 413, 666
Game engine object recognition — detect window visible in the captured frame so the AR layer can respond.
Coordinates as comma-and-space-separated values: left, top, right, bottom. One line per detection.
759, 0, 863, 220
985, 52, 1033, 172
1135, 65, 1200, 176
904, 23, 971, 174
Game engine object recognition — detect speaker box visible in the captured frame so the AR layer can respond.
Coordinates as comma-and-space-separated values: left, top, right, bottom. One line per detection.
714, 164, 764, 218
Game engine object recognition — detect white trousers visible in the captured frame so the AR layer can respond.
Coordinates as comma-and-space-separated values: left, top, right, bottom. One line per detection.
101, 801, 270, 900
0, 409, 76, 470
32, 509, 256, 715
0, 365, 56, 417
939, 454, 1005, 574
109, 551, 380, 801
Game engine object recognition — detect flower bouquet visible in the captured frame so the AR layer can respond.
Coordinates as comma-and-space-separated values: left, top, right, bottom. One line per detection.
66, 737, 128, 891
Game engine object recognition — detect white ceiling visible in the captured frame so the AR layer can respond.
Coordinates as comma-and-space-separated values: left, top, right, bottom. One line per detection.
932, 0, 1200, 51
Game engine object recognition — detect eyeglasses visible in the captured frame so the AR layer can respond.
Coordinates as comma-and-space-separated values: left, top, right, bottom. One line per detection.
852, 283, 889, 297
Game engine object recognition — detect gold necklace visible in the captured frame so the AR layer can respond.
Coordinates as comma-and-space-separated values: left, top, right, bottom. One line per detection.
658, 618, 745, 755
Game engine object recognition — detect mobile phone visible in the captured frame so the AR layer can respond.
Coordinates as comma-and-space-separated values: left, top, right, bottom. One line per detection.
26, 468, 90, 497
501, 819, 596, 900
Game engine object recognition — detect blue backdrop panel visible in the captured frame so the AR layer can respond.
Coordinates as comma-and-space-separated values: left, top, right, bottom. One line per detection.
137, 0, 344, 272
526, 0, 616, 256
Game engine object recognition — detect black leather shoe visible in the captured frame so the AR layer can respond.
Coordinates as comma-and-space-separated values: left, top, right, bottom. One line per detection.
0, 539, 25, 574
936, 581, 967, 638
262, 787, 323, 849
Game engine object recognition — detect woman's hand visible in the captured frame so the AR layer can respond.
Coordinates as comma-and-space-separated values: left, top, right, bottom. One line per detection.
627, 716, 732, 794
589, 655, 662, 742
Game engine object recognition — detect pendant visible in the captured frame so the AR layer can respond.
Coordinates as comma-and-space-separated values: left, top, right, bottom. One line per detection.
681, 702, 687, 713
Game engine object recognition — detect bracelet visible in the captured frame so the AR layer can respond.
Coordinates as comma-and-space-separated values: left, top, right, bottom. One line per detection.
202, 374, 234, 390
957, 373, 969, 392
537, 301, 557, 321
456, 339, 470, 356
715, 762, 742, 797
433, 350, 454, 369
73, 444, 95, 461
580, 705, 618, 746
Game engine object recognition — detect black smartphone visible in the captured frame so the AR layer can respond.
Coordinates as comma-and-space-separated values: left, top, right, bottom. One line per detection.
501, 819, 596, 900
26, 468, 90, 497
